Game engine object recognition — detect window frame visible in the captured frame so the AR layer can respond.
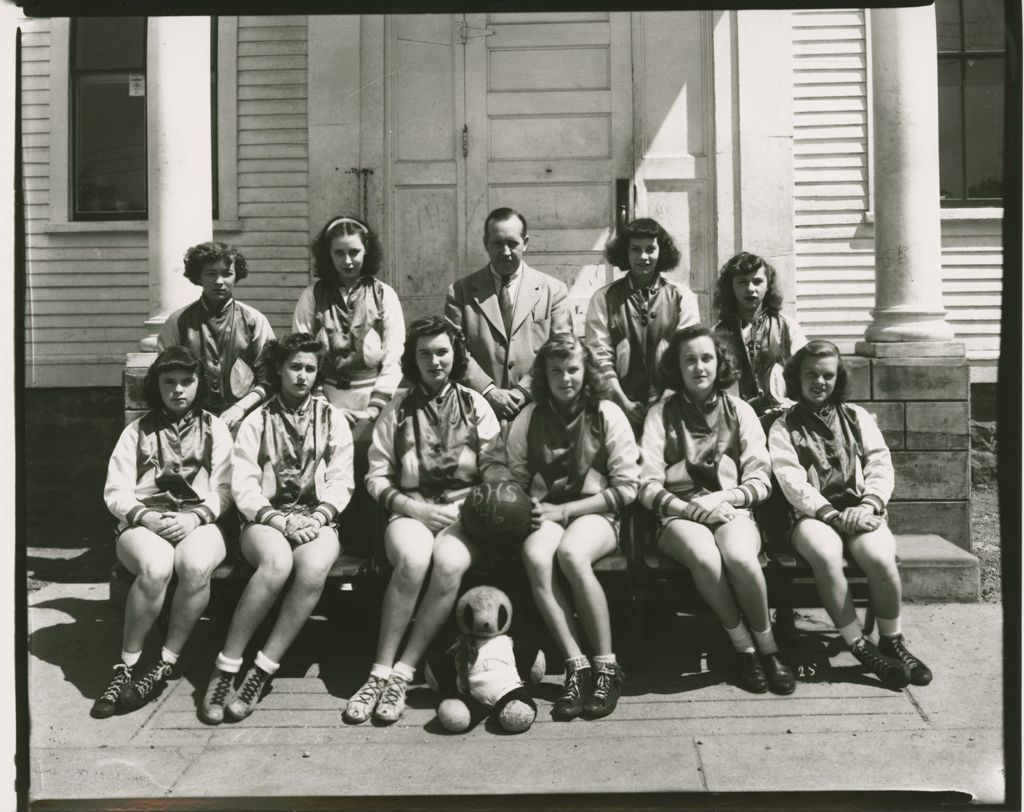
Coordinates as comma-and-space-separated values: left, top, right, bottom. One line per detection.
45, 17, 239, 233
936, 0, 1006, 207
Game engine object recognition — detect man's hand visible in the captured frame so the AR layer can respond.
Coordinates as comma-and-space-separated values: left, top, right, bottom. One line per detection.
485, 388, 521, 420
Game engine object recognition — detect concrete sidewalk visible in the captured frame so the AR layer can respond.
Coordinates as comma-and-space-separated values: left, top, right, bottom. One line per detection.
27, 580, 1006, 804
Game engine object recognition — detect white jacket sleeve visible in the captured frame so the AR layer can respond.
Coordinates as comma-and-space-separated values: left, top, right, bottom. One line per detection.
786, 315, 808, 354
231, 409, 272, 523
313, 406, 355, 523
369, 284, 406, 411
725, 398, 772, 507
504, 404, 534, 492
599, 401, 640, 511
852, 404, 895, 513
637, 402, 694, 519
472, 390, 512, 483
184, 415, 233, 524
676, 283, 701, 330
365, 397, 403, 510
103, 420, 152, 526
292, 286, 316, 335
768, 416, 839, 524
583, 290, 617, 380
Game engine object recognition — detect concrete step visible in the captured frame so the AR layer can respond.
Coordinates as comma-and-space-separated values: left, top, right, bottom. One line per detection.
896, 533, 980, 602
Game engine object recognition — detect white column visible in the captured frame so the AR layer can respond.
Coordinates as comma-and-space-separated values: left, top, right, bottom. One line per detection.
864, 5, 955, 344
140, 17, 213, 351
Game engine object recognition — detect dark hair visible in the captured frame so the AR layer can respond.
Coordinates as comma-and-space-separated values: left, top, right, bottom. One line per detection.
183, 242, 249, 285
143, 346, 208, 412
603, 217, 681, 274
783, 339, 848, 404
713, 251, 783, 319
657, 325, 739, 394
311, 215, 384, 282
259, 333, 326, 394
483, 207, 529, 241
400, 316, 469, 385
529, 334, 609, 408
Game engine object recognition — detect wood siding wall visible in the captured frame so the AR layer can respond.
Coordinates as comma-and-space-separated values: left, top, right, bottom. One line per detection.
792, 8, 1002, 369
21, 15, 312, 387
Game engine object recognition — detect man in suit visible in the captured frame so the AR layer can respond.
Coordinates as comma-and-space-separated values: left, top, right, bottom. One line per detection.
445, 207, 572, 420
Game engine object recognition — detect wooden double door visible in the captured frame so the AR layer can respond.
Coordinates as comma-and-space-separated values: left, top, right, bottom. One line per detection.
371, 12, 712, 327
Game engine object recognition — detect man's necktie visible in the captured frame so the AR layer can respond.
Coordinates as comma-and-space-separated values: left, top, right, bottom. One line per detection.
499, 274, 514, 335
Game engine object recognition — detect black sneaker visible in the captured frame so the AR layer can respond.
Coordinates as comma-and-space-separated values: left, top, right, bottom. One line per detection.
226, 665, 270, 721
761, 652, 796, 695
583, 663, 624, 719
735, 651, 768, 693
850, 637, 911, 689
552, 666, 592, 721
90, 663, 133, 719
119, 659, 173, 712
878, 634, 933, 686
201, 669, 236, 725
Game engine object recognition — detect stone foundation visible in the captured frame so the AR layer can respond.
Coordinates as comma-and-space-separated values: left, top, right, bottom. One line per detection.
851, 346, 972, 551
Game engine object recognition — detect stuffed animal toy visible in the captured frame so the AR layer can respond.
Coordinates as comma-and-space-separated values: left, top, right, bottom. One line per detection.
425, 585, 545, 734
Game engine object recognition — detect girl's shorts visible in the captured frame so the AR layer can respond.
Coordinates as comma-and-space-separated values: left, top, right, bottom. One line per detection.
658, 506, 755, 533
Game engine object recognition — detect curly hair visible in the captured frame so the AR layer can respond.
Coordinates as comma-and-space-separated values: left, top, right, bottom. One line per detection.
400, 316, 469, 385
604, 217, 681, 274
183, 242, 249, 285
143, 346, 208, 413
310, 215, 384, 283
657, 325, 739, 394
713, 251, 783, 320
483, 207, 529, 240
529, 334, 608, 408
783, 339, 848, 404
258, 333, 326, 394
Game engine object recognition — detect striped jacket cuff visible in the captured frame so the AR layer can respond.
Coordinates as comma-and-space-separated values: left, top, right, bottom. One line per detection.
127, 506, 156, 527
256, 507, 285, 526
368, 391, 391, 412
379, 485, 404, 514
815, 505, 842, 526
185, 505, 216, 525
313, 503, 337, 526
860, 494, 885, 515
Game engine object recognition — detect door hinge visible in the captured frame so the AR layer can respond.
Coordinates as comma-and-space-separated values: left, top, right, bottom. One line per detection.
462, 125, 469, 158
456, 20, 495, 45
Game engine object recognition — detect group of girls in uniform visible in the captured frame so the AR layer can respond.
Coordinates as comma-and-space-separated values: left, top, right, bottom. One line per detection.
97, 212, 932, 725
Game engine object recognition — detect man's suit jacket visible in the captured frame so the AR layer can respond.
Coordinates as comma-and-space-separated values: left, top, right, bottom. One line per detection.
444, 263, 572, 396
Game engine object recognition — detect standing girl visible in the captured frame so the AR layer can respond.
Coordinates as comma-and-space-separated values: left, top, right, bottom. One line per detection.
768, 340, 931, 689
159, 242, 276, 431
712, 252, 806, 419
347, 316, 510, 725
585, 217, 700, 435
638, 326, 795, 695
202, 333, 354, 723
97, 347, 232, 717
293, 216, 404, 431
508, 335, 640, 720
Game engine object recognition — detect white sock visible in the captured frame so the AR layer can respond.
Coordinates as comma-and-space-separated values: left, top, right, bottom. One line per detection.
254, 650, 280, 675
565, 655, 589, 672
724, 621, 756, 654
370, 663, 392, 680
838, 620, 864, 647
121, 650, 142, 668
160, 647, 179, 665
392, 661, 415, 682
877, 616, 901, 638
751, 627, 779, 656
592, 654, 617, 667
215, 652, 243, 674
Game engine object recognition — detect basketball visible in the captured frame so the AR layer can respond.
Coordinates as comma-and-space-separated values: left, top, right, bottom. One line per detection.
460, 481, 533, 550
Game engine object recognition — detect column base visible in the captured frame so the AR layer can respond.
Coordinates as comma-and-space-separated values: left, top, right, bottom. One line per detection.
863, 308, 956, 344
855, 340, 966, 358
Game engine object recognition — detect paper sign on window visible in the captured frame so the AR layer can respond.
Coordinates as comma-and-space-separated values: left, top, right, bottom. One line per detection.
128, 74, 145, 97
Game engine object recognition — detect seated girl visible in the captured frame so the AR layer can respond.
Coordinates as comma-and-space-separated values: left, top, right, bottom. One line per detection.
202, 333, 354, 723
712, 252, 807, 420
638, 326, 795, 695
348, 316, 510, 725
97, 347, 232, 718
585, 217, 700, 435
159, 242, 276, 431
293, 216, 404, 433
768, 340, 931, 689
507, 335, 640, 720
